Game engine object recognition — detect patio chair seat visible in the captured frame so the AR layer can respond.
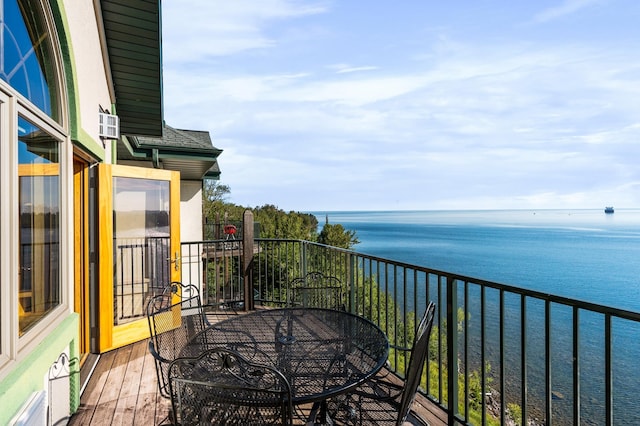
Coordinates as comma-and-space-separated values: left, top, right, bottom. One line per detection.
327, 301, 436, 425
169, 348, 293, 425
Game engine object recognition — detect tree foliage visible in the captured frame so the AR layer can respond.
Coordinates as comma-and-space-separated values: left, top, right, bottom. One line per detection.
203, 186, 319, 239
252, 204, 318, 240
202, 183, 360, 244
317, 216, 359, 249
202, 180, 231, 219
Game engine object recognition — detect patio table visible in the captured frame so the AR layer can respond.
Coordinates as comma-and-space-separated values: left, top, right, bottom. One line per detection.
183, 307, 389, 420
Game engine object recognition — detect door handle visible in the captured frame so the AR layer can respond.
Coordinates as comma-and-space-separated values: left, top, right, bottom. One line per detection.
168, 251, 181, 271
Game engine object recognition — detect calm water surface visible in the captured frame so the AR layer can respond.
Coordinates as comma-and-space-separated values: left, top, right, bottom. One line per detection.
312, 209, 640, 311
310, 209, 640, 425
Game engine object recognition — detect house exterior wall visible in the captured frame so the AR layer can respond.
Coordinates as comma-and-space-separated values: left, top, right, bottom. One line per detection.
180, 180, 204, 287
1, 0, 211, 420
57, 0, 111, 160
180, 180, 204, 242
0, 0, 111, 422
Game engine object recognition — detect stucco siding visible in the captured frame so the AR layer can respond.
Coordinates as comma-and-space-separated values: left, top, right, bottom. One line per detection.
180, 180, 204, 242
60, 0, 112, 147
0, 314, 79, 425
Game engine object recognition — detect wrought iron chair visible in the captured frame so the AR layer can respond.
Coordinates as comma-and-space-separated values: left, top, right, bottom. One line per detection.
147, 282, 210, 399
289, 271, 345, 310
327, 301, 436, 425
169, 348, 294, 425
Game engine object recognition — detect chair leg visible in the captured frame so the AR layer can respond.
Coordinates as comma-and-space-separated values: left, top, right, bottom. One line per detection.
306, 401, 335, 426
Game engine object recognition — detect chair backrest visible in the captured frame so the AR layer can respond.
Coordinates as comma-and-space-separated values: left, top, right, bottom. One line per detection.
289, 271, 345, 310
396, 301, 436, 425
169, 348, 293, 425
147, 282, 209, 398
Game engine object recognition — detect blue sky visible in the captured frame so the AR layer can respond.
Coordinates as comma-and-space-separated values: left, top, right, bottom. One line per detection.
161, 0, 640, 211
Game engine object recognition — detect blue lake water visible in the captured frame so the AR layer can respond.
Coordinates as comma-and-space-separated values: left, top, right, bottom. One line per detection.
310, 209, 640, 425
312, 209, 640, 312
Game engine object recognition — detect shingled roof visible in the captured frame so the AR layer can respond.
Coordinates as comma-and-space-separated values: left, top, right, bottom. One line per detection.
118, 124, 222, 180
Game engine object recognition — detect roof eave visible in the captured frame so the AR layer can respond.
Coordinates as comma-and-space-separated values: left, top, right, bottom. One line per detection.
99, 0, 163, 137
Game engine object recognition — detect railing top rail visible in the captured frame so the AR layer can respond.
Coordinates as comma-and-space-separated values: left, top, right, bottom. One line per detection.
265, 239, 640, 321
183, 238, 640, 322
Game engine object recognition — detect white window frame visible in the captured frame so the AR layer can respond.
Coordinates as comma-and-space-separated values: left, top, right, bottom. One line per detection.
0, 89, 12, 371
0, 0, 71, 380
0, 80, 70, 379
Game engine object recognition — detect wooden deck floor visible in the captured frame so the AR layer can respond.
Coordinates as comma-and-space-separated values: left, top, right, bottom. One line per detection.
69, 312, 448, 426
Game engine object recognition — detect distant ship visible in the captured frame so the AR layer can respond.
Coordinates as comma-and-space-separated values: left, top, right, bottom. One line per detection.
604, 206, 614, 214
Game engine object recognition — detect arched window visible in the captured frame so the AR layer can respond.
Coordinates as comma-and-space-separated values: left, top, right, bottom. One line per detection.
0, 0, 60, 121
0, 0, 65, 344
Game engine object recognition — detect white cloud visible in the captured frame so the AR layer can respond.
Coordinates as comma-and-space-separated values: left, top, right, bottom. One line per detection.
329, 65, 378, 74
162, 1, 640, 211
532, 0, 603, 23
162, 0, 329, 61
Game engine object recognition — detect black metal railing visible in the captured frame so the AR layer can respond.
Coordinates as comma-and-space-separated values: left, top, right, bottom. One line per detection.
113, 237, 170, 323
180, 238, 640, 426
180, 239, 245, 309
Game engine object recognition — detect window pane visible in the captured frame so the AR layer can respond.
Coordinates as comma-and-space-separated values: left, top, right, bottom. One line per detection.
18, 115, 60, 335
0, 0, 59, 120
113, 177, 170, 325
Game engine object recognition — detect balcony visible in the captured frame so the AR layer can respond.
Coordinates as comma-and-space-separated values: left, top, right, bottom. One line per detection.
70, 312, 446, 425
73, 235, 640, 425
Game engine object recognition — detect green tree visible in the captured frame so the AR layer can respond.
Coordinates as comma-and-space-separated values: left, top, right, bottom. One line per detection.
202, 180, 231, 219
253, 204, 318, 239
318, 220, 359, 249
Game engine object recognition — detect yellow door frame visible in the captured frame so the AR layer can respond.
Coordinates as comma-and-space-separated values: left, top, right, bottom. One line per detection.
97, 164, 181, 352
73, 157, 90, 359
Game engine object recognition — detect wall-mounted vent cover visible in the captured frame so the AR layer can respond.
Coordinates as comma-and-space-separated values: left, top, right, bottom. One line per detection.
10, 391, 46, 426
99, 112, 120, 139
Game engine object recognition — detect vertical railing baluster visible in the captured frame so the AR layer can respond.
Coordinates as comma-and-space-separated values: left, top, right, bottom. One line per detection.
348, 252, 355, 313
447, 276, 459, 425
605, 313, 612, 426
384, 262, 390, 355
573, 306, 580, 425
546, 300, 552, 425
376, 260, 381, 326
403, 266, 408, 369
500, 290, 505, 425
521, 296, 528, 426
480, 285, 486, 425
437, 274, 443, 402
464, 281, 470, 422
426, 272, 433, 397
413, 269, 418, 326
301, 240, 307, 278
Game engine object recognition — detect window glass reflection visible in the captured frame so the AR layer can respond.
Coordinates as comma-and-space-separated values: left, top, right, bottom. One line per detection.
0, 0, 58, 120
113, 177, 171, 324
18, 115, 60, 335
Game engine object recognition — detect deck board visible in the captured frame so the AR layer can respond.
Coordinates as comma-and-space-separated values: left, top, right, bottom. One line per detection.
92, 344, 131, 425
69, 312, 447, 426
112, 340, 145, 425
135, 341, 164, 424
72, 348, 116, 425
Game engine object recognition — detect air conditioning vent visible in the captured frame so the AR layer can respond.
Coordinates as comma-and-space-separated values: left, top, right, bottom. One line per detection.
10, 391, 46, 426
99, 112, 120, 139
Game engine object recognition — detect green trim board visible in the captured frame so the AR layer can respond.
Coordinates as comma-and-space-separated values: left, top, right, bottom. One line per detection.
50, 0, 106, 162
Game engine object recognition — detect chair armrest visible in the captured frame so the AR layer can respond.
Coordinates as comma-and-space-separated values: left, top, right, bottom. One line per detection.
148, 340, 172, 364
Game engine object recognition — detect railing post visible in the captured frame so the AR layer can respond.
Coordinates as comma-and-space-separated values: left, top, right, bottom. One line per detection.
301, 241, 307, 277
348, 252, 355, 313
446, 276, 459, 425
242, 209, 254, 311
